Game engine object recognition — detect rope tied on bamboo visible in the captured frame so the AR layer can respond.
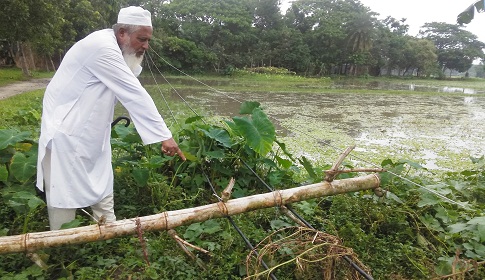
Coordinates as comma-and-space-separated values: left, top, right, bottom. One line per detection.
23, 233, 28, 253
135, 217, 150, 266
272, 190, 283, 208
163, 212, 169, 229
217, 201, 229, 216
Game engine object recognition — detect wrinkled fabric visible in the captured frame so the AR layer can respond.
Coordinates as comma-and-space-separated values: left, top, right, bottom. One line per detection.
36, 29, 172, 208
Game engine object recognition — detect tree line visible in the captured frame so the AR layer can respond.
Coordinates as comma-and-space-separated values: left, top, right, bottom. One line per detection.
1, 0, 484, 77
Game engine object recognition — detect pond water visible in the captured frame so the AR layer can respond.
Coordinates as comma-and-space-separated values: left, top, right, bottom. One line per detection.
148, 79, 485, 171
331, 80, 485, 94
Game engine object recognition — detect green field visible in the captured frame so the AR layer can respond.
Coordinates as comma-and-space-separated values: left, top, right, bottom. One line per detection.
1, 67, 485, 279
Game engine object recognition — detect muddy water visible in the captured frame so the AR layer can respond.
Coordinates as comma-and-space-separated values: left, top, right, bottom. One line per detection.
156, 82, 485, 171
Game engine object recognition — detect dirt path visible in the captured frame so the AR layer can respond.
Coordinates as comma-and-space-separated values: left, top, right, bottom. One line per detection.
0, 78, 51, 100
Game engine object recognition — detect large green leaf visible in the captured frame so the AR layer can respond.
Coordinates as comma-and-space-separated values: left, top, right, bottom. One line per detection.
385, 191, 404, 205
60, 219, 84, 229
0, 164, 8, 183
205, 149, 225, 159
232, 108, 275, 155
275, 155, 292, 169
185, 116, 204, 124
112, 125, 141, 144
434, 206, 458, 223
239, 101, 261, 114
7, 191, 45, 215
417, 192, 441, 207
10, 153, 37, 183
457, 1, 484, 25
144, 155, 172, 168
0, 130, 31, 150
275, 140, 296, 161
478, 224, 485, 243
132, 167, 149, 186
420, 213, 444, 232
447, 222, 470, 234
202, 128, 233, 148
298, 156, 317, 180
467, 216, 485, 225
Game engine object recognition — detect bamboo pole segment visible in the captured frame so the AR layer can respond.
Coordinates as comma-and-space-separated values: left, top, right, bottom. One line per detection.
0, 174, 380, 255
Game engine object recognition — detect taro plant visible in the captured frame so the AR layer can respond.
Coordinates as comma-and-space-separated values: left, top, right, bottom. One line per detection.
0, 129, 45, 234
3, 100, 485, 279
111, 101, 303, 213
174, 101, 301, 197
372, 158, 485, 277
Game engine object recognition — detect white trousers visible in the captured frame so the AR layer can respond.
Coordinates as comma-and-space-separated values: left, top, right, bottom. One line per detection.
42, 149, 116, 230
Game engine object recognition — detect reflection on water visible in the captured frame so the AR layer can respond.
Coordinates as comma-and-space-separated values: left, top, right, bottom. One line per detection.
441, 87, 477, 94
332, 80, 483, 94
151, 79, 485, 170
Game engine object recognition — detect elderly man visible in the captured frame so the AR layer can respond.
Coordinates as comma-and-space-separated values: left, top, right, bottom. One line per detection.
36, 6, 185, 230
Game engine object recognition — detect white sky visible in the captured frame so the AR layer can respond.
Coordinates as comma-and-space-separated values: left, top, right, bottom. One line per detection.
281, 0, 485, 43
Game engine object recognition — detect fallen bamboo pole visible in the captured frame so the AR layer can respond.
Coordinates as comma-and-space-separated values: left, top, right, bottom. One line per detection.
0, 174, 380, 255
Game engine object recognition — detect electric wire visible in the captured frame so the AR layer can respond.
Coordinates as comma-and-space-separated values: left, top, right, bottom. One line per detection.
145, 54, 178, 124
143, 47, 465, 278
149, 50, 243, 105
147, 49, 469, 210
144, 48, 399, 277
202, 171, 278, 280
240, 159, 374, 280
145, 51, 373, 277
146, 52, 203, 124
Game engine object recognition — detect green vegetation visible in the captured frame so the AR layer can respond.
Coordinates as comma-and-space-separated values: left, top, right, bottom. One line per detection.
1, 70, 485, 279
0, 68, 52, 87
458, 1, 485, 24
2, 1, 484, 78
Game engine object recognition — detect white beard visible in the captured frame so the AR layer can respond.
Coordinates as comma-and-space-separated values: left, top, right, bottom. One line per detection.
122, 51, 144, 74
121, 41, 144, 74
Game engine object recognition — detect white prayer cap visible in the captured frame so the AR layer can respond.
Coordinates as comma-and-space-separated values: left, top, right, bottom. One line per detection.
117, 6, 152, 27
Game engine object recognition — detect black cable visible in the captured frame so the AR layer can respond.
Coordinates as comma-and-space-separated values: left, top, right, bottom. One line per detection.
240, 159, 374, 280
202, 171, 277, 280
240, 160, 317, 228
146, 49, 372, 279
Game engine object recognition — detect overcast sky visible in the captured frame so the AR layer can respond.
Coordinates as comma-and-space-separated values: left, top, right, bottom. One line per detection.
281, 0, 485, 43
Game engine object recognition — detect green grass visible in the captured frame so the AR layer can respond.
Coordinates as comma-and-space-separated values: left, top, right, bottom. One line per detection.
0, 89, 44, 129
0, 67, 54, 87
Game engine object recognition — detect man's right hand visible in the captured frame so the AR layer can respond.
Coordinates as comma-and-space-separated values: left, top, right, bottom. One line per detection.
161, 138, 186, 160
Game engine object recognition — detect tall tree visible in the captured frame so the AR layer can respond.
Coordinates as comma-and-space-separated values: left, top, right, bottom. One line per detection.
285, 0, 378, 75
162, 0, 256, 71
344, 10, 378, 75
398, 38, 437, 76
252, 0, 286, 68
370, 17, 410, 76
253, 0, 283, 30
0, 0, 69, 74
0, 0, 123, 72
420, 22, 485, 73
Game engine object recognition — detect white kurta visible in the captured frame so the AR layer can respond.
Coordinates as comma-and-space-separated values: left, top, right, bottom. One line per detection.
36, 29, 172, 208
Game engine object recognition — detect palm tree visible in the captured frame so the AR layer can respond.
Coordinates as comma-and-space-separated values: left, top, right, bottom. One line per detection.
345, 12, 376, 75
